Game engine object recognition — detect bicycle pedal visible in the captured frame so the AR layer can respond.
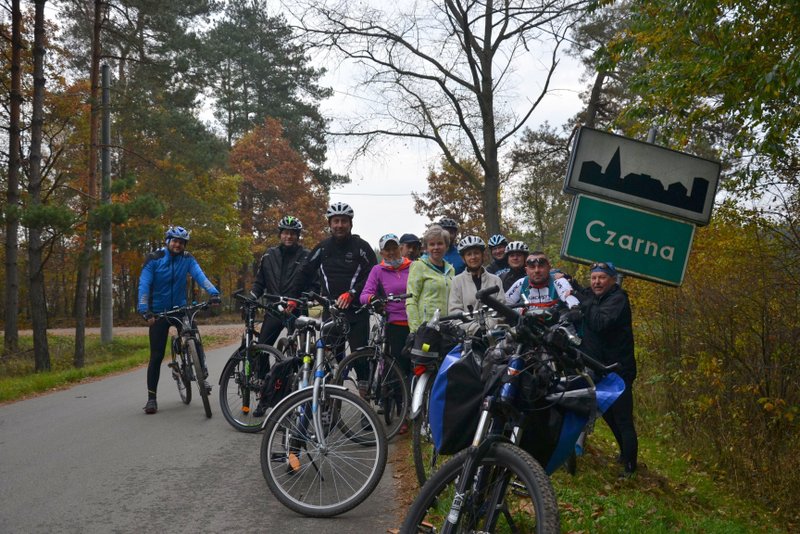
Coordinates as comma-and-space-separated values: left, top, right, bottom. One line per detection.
288, 453, 301, 473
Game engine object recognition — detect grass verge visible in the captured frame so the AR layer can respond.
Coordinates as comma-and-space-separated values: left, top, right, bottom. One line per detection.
0, 334, 229, 403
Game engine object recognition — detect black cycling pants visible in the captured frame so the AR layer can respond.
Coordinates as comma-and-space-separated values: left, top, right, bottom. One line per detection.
602, 378, 638, 472
386, 323, 411, 377
147, 317, 207, 397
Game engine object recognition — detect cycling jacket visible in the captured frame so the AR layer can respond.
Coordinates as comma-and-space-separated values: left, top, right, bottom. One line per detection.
486, 257, 508, 275
301, 234, 377, 309
251, 244, 309, 299
406, 257, 454, 331
360, 258, 412, 324
443, 245, 466, 275
137, 248, 219, 314
505, 275, 579, 308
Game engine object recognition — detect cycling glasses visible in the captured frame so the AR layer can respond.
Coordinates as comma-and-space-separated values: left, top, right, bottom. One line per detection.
526, 257, 549, 266
590, 262, 609, 269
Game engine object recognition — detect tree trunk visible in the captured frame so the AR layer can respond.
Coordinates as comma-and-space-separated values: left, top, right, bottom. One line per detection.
5, 0, 22, 355
75, 0, 103, 368
29, 0, 51, 372
585, 70, 606, 129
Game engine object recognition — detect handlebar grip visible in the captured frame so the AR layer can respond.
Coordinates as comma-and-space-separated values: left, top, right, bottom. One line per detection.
388, 292, 412, 300
439, 312, 466, 322
475, 286, 519, 323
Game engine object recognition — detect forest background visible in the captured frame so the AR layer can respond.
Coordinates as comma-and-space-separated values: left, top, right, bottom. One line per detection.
1, 0, 798, 524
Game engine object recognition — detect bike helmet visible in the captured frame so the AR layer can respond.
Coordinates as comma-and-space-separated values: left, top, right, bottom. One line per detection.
165, 226, 190, 243
326, 201, 354, 220
505, 241, 529, 255
278, 215, 303, 233
437, 217, 458, 230
488, 234, 508, 247
457, 235, 486, 254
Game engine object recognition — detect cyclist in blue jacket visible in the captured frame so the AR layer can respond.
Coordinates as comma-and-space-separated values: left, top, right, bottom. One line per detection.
137, 226, 221, 414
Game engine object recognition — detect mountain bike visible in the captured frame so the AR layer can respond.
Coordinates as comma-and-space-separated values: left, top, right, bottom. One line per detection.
260, 291, 388, 517
402, 287, 623, 533
162, 301, 213, 418
218, 290, 289, 432
333, 293, 411, 440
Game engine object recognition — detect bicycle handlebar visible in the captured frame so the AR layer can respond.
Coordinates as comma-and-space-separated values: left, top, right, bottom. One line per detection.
475, 286, 521, 324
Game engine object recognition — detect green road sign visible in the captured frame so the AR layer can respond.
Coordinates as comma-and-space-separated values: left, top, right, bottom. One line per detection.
561, 195, 695, 286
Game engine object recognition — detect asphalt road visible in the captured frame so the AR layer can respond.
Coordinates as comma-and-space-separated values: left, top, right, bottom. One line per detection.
0, 342, 403, 533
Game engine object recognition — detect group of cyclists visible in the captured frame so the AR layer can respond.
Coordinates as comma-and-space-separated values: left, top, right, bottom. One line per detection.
137, 200, 638, 479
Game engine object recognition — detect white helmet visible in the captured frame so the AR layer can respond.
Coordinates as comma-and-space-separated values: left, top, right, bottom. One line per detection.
326, 201, 354, 219
505, 241, 529, 255
457, 235, 486, 255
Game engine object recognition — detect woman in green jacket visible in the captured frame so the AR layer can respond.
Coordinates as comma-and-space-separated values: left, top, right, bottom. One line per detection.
406, 225, 455, 331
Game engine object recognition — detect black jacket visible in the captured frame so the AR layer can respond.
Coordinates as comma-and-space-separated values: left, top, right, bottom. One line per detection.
252, 244, 309, 299
577, 284, 636, 382
486, 257, 508, 275
500, 267, 526, 292
301, 234, 377, 310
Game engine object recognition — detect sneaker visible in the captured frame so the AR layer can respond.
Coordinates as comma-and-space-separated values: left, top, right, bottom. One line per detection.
143, 399, 158, 414
201, 380, 212, 394
253, 402, 268, 418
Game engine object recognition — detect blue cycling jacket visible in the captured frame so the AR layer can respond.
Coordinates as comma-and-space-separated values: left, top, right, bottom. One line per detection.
137, 248, 219, 314
443, 245, 465, 275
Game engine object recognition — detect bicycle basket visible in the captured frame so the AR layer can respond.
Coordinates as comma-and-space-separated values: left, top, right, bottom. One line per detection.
428, 345, 486, 455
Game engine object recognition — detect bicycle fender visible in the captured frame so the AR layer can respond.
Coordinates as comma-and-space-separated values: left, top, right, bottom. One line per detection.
259, 384, 351, 430
409, 372, 433, 420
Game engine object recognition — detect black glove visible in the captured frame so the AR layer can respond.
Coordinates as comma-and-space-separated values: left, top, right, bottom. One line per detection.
562, 307, 583, 323
141, 311, 153, 322
210, 295, 222, 306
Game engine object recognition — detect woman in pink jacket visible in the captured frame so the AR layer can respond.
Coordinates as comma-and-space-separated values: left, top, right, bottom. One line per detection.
361, 234, 413, 431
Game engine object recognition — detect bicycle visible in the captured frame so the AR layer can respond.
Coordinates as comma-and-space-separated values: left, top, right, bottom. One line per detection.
260, 291, 388, 517
332, 293, 411, 440
402, 286, 622, 533
163, 301, 214, 418
410, 304, 508, 486
218, 290, 290, 432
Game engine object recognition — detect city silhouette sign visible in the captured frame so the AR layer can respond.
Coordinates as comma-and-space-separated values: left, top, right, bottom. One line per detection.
564, 127, 720, 225
562, 195, 695, 286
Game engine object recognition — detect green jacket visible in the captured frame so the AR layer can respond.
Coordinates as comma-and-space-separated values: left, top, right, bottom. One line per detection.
406, 257, 454, 331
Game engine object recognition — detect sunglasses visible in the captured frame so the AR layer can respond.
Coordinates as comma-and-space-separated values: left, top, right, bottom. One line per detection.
590, 262, 610, 269
526, 258, 549, 266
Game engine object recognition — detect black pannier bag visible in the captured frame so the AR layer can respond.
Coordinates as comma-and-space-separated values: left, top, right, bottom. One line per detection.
259, 357, 298, 408
410, 321, 462, 365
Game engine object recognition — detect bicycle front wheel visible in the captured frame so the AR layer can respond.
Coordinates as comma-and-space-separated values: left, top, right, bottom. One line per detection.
334, 348, 409, 440
260, 387, 388, 517
402, 442, 560, 533
187, 339, 212, 418
412, 375, 442, 486
219, 344, 284, 432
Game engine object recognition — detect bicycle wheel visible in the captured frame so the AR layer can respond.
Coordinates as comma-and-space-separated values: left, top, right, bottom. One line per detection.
260, 387, 388, 517
402, 442, 560, 533
334, 348, 409, 440
219, 344, 284, 433
186, 339, 212, 418
412, 375, 443, 486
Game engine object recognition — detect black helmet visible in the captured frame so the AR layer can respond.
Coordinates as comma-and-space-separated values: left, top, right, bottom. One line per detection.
278, 215, 303, 233
437, 217, 458, 230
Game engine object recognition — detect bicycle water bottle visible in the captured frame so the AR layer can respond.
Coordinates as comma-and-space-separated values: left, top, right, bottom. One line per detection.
499, 355, 525, 402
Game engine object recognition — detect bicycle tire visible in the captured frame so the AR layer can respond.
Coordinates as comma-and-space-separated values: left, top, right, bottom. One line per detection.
401, 442, 560, 533
219, 344, 284, 433
260, 387, 388, 517
187, 339, 212, 418
333, 348, 409, 440
412, 376, 442, 486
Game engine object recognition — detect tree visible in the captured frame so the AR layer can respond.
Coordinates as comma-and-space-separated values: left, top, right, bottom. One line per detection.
508, 124, 572, 250
413, 158, 489, 237
230, 117, 329, 249
26, 0, 50, 371
202, 0, 343, 189
289, 0, 590, 235
4, 0, 22, 354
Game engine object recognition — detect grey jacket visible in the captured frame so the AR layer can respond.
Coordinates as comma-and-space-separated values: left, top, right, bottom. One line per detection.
448, 268, 505, 332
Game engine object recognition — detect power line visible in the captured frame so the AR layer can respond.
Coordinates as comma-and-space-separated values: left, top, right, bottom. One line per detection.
332, 192, 414, 197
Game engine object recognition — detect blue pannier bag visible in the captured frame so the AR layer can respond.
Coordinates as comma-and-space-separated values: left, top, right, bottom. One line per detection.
428, 345, 486, 454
